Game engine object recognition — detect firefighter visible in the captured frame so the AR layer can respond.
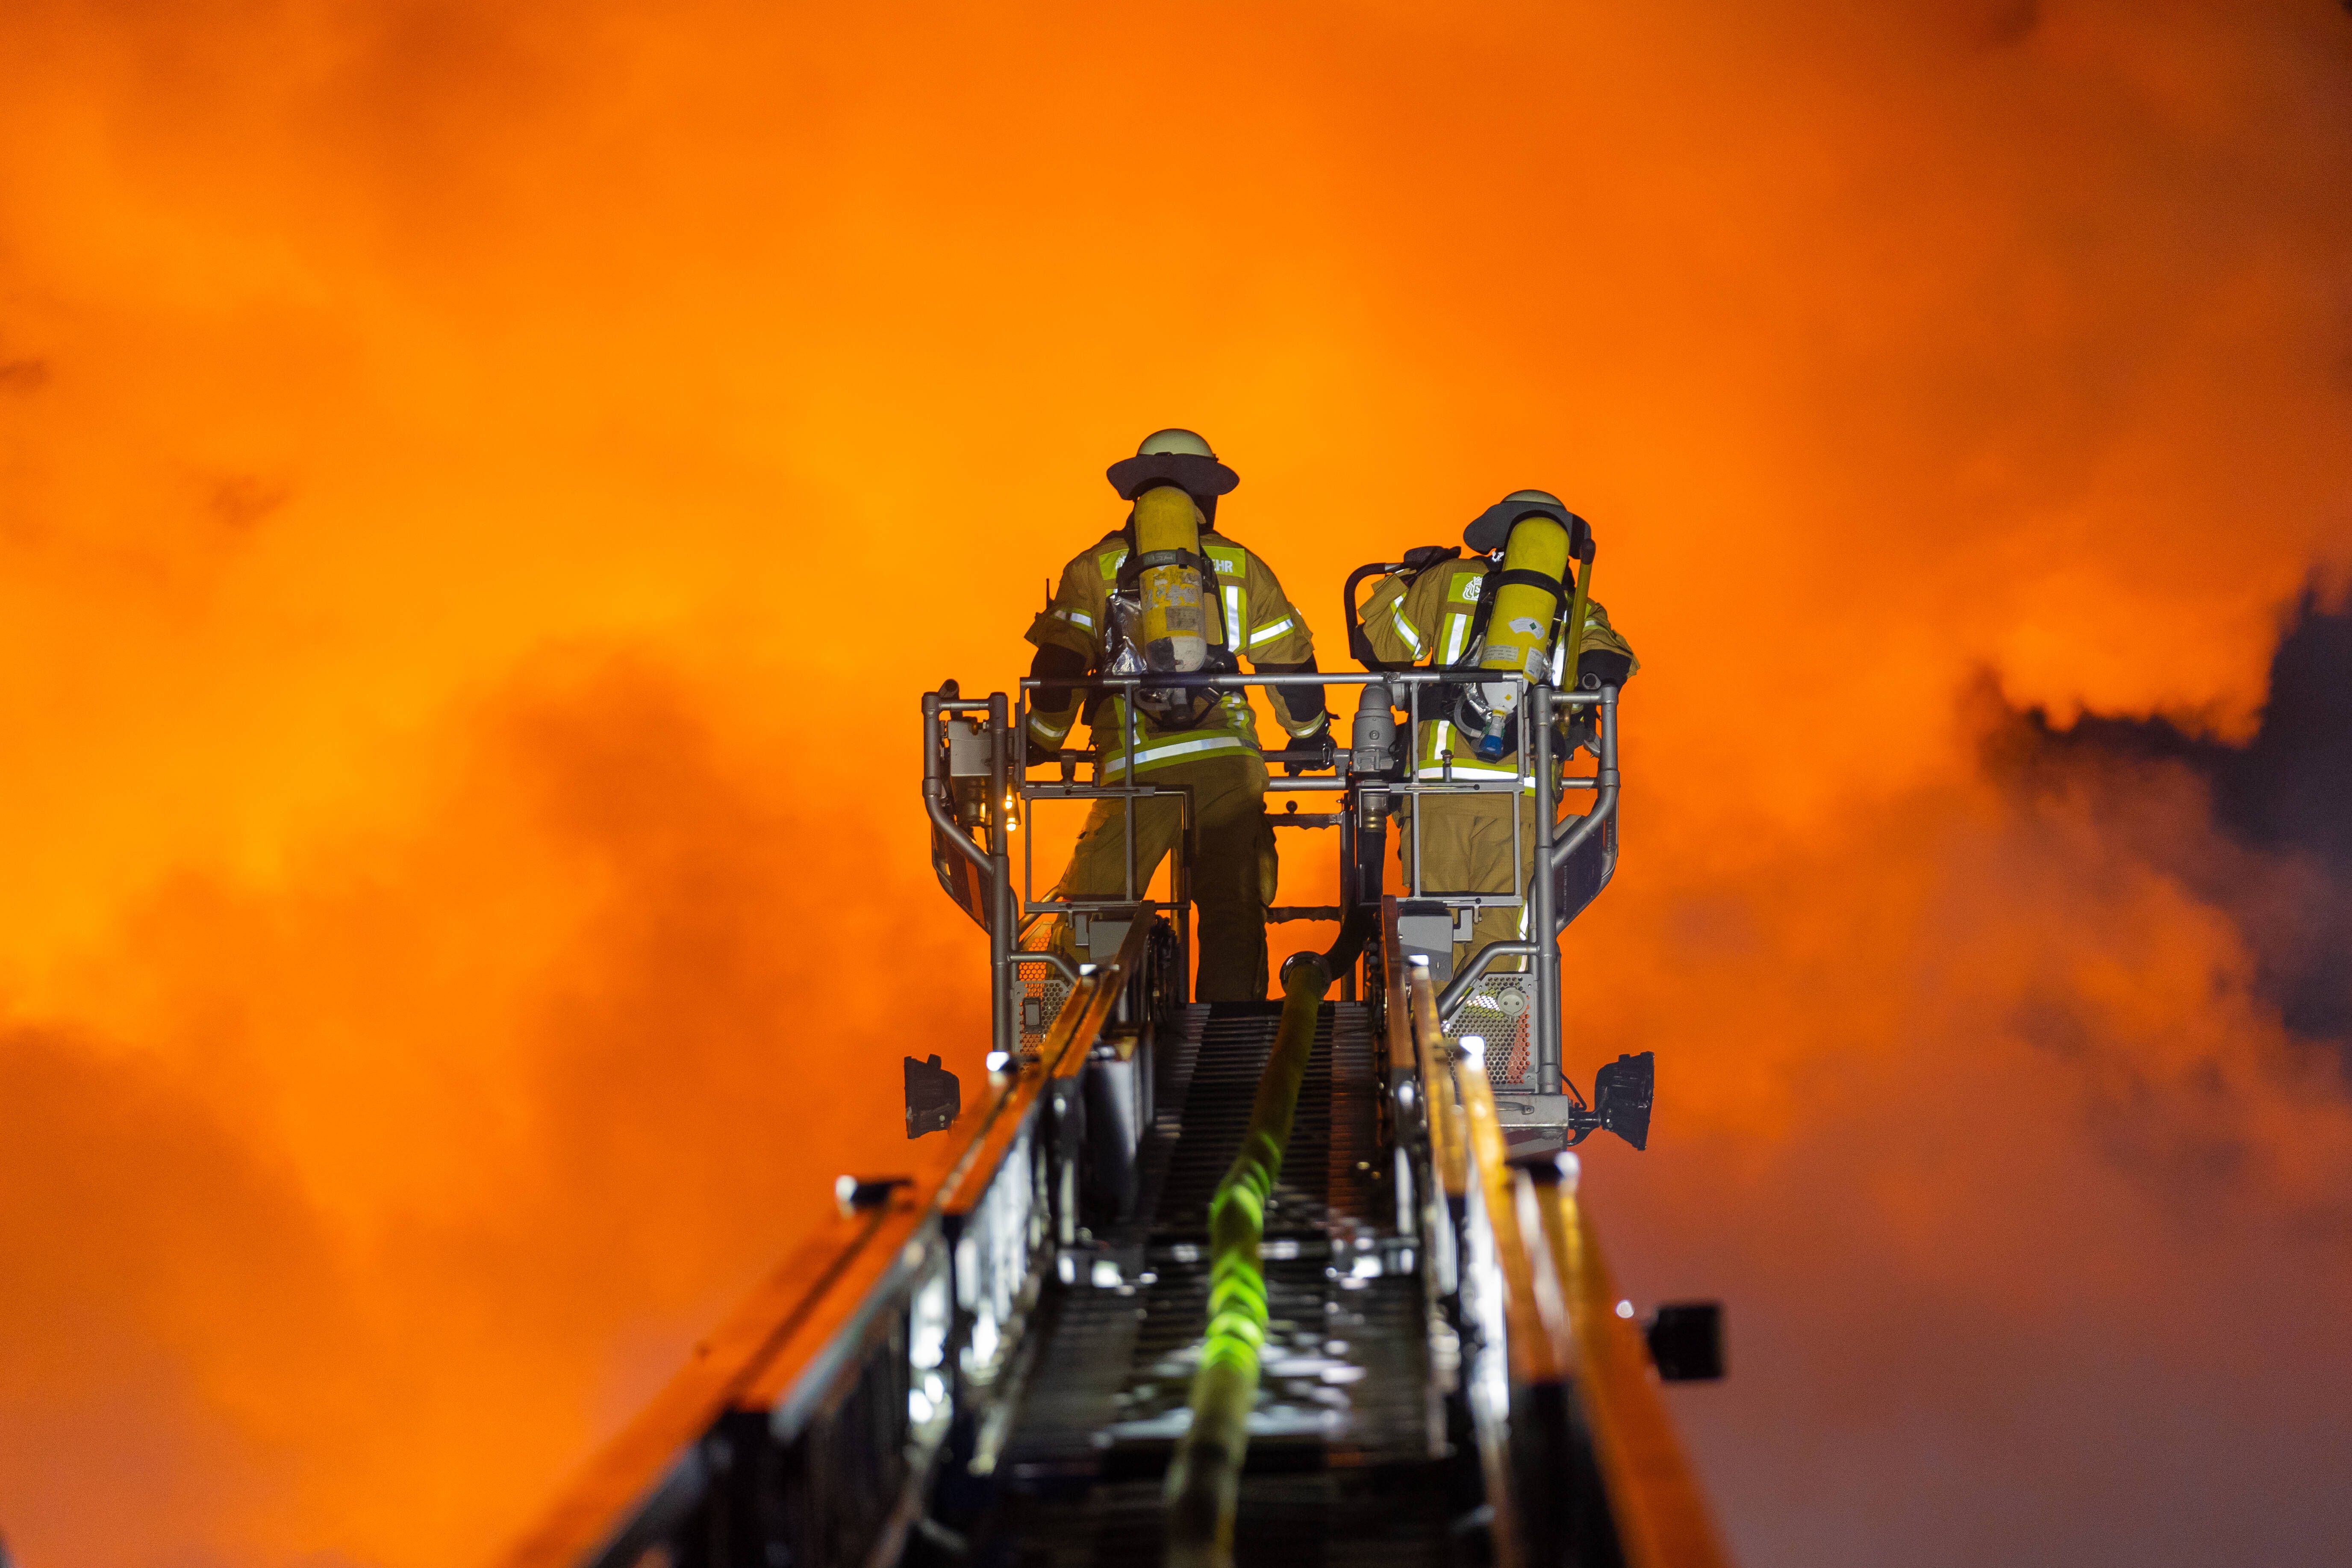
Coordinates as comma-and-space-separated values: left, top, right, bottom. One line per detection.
1027, 429, 1328, 1000
1358, 489, 1637, 974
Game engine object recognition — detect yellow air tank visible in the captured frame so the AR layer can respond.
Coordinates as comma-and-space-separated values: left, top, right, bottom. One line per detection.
1133, 484, 1210, 671
1472, 512, 1571, 759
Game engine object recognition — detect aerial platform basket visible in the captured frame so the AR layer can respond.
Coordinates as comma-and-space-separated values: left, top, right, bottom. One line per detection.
495, 665, 1726, 1568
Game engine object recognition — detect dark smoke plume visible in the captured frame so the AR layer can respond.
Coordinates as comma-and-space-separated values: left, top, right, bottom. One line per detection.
1997, 588, 2352, 1045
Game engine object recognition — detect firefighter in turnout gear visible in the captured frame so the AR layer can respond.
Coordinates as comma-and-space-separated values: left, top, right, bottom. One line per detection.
1027, 430, 1328, 1000
1358, 489, 1637, 974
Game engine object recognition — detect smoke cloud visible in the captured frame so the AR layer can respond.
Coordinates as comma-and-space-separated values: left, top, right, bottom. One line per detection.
3, 1, 2349, 1564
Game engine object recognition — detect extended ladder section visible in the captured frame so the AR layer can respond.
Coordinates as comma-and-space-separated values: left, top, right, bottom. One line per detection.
500, 897, 1731, 1568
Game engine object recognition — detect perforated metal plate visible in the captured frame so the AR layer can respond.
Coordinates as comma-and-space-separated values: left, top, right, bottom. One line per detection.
1445, 973, 1534, 1087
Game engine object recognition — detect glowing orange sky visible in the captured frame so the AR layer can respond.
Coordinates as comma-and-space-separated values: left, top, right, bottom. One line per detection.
3, 3, 2350, 1565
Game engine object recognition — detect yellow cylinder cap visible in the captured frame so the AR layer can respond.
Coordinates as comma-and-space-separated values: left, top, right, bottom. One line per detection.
1133, 485, 1208, 672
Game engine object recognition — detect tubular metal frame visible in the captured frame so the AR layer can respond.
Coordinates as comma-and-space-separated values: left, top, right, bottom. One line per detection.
1005, 670, 1620, 1097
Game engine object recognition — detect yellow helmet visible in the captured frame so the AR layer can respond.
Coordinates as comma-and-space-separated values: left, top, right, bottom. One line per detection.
1107, 428, 1241, 501
1465, 488, 1582, 553
1137, 427, 1217, 458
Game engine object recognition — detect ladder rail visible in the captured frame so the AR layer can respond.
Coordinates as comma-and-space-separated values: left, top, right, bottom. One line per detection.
495, 916, 1157, 1568
1399, 904, 1733, 1568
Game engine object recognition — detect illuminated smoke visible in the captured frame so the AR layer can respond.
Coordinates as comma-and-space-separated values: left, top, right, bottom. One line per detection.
3, 2, 2350, 1564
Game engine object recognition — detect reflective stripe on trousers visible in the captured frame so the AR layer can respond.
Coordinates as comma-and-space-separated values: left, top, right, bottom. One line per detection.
1097, 731, 1255, 781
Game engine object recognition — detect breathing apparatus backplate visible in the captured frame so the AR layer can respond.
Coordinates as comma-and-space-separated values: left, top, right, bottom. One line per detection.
1107, 451, 1241, 502
1098, 509, 1236, 728
1464, 497, 1593, 558
1129, 645, 1240, 731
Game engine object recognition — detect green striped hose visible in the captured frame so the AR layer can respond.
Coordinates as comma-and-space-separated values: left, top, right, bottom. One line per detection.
1164, 953, 1332, 1567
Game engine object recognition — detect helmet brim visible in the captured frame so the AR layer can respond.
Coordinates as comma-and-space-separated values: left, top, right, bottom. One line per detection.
1107, 451, 1240, 502
1465, 497, 1584, 553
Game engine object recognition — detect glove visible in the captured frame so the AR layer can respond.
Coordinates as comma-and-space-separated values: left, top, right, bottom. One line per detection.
1254, 657, 1326, 736
1028, 642, 1091, 737
1576, 648, 1633, 688
1283, 720, 1334, 775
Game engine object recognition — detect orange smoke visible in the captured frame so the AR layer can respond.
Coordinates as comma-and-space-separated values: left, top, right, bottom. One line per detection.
3, 2, 2350, 1565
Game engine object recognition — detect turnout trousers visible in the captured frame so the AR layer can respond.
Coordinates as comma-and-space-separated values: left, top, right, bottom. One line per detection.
1054, 751, 1275, 1001
1397, 792, 1541, 974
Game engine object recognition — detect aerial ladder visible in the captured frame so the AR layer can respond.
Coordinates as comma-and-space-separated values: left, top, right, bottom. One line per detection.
500, 578, 1730, 1568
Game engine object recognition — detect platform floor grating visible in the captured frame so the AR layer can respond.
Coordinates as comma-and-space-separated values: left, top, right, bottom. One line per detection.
984, 1001, 1449, 1565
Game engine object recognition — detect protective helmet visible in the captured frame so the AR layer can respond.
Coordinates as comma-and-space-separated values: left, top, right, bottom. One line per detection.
1141, 428, 1214, 457
1465, 487, 1584, 553
1107, 427, 1242, 502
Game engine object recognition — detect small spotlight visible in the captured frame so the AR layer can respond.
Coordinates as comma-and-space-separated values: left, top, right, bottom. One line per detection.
1593, 1050, 1654, 1151
904, 1053, 960, 1138
1615, 1299, 1635, 1320
1645, 1301, 1726, 1382
836, 1174, 911, 1213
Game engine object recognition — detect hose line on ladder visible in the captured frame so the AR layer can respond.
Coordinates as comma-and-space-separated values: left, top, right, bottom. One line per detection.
1163, 950, 1333, 1568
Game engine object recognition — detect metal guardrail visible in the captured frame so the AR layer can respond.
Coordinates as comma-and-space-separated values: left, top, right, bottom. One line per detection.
497, 913, 1157, 1568
950, 669, 1620, 1091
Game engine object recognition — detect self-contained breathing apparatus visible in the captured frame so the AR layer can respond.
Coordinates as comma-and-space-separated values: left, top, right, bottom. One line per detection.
1098, 484, 1239, 732
1343, 497, 1599, 760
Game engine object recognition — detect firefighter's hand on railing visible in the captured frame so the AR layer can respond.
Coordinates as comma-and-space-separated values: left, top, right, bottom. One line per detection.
1283, 723, 1336, 776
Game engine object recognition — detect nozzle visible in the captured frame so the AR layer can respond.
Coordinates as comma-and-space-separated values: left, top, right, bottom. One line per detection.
1349, 682, 1397, 774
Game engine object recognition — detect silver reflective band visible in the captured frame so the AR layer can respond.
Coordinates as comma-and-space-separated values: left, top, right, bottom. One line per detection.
1391, 607, 1425, 654
1099, 733, 1251, 778
1057, 608, 1095, 631
1247, 615, 1295, 648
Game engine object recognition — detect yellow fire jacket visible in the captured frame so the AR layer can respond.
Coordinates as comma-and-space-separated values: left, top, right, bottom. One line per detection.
1026, 528, 1320, 780
1360, 556, 1637, 783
